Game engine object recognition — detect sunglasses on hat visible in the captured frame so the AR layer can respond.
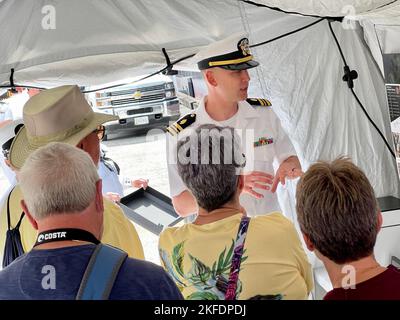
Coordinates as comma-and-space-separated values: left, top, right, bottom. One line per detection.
1, 123, 24, 160
93, 125, 106, 141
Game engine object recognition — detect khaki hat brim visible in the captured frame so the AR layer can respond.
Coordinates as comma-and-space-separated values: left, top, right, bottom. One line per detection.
9, 112, 118, 169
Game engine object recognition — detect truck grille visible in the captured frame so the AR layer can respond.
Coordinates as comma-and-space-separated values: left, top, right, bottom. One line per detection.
127, 107, 153, 116
109, 84, 165, 96
111, 93, 165, 106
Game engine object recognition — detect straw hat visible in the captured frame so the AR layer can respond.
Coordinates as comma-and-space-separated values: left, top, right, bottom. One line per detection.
9, 85, 118, 169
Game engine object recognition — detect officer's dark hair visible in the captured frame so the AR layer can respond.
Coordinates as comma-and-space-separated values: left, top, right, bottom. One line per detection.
176, 124, 245, 212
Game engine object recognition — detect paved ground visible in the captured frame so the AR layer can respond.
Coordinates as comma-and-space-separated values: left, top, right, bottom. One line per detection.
103, 129, 170, 265
102, 104, 192, 264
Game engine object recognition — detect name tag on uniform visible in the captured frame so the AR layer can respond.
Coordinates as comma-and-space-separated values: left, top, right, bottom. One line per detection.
254, 137, 274, 147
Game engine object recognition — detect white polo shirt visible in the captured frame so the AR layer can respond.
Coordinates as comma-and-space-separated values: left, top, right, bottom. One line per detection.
167, 96, 296, 216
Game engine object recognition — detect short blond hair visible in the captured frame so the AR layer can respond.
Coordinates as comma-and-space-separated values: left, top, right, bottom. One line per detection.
19, 142, 99, 220
296, 157, 379, 264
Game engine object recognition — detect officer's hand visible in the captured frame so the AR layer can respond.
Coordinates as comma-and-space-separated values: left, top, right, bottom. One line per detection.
132, 178, 149, 190
271, 156, 303, 193
242, 171, 274, 199
104, 192, 121, 203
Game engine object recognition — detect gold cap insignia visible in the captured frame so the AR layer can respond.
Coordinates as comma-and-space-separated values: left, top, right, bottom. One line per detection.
238, 38, 251, 56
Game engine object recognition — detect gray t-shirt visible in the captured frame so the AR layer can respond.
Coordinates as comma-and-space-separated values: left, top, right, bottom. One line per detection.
0, 244, 183, 300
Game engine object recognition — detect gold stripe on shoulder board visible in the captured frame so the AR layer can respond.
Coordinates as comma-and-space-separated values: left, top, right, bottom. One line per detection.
246, 98, 272, 107
166, 126, 177, 136
166, 113, 197, 136
174, 122, 184, 132
263, 99, 271, 106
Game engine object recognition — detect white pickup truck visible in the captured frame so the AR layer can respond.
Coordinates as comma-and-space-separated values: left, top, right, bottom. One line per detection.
86, 74, 180, 139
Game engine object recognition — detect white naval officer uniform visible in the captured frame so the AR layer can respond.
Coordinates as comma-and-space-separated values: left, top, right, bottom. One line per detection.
98, 147, 133, 197
98, 160, 124, 197
166, 96, 297, 216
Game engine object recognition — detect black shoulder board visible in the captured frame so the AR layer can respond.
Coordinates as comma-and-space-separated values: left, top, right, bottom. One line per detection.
165, 113, 196, 136
246, 98, 272, 107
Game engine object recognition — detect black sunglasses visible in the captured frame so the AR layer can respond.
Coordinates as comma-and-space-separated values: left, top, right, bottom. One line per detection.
1, 123, 24, 159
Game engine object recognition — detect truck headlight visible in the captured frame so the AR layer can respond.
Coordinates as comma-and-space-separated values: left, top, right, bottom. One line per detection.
165, 90, 176, 98
165, 82, 174, 89
96, 100, 111, 107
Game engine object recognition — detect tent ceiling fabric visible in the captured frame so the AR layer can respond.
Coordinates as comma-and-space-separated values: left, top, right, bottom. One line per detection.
0, 0, 399, 86
0, 0, 247, 86
248, 0, 396, 16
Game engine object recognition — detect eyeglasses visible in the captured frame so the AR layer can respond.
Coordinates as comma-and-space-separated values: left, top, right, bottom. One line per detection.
2, 138, 14, 160
1, 123, 24, 160
2, 148, 10, 160
93, 125, 106, 141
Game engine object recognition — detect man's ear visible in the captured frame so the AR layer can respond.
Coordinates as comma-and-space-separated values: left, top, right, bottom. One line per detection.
4, 159, 11, 168
302, 233, 315, 252
4, 159, 16, 172
377, 210, 383, 232
95, 179, 104, 212
204, 70, 217, 87
237, 175, 244, 192
20, 200, 38, 230
5, 160, 20, 180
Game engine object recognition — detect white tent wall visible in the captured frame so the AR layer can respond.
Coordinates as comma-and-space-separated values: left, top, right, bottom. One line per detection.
0, 0, 399, 204
242, 5, 399, 267
246, 14, 399, 198
356, 1, 400, 75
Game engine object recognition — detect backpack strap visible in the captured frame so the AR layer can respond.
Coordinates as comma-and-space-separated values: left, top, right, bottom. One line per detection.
102, 155, 121, 175
225, 215, 251, 300
76, 244, 128, 300
6, 187, 25, 231
6, 187, 15, 230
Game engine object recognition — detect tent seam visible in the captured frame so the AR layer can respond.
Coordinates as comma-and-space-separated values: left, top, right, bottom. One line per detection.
238, 0, 268, 98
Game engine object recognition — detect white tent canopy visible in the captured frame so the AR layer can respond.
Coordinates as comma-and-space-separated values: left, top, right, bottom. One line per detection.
247, 0, 396, 16
1, 0, 398, 87
0, 0, 399, 203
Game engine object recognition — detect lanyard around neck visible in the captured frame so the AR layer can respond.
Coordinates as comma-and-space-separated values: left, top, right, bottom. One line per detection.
34, 228, 100, 247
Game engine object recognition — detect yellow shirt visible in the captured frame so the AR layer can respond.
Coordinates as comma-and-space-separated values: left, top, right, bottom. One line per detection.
159, 212, 313, 300
0, 186, 144, 261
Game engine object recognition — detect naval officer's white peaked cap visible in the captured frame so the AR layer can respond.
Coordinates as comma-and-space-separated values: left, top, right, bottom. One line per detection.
195, 33, 259, 71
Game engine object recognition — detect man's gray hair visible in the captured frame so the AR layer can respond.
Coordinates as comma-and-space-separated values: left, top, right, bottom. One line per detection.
19, 142, 99, 220
177, 124, 245, 212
